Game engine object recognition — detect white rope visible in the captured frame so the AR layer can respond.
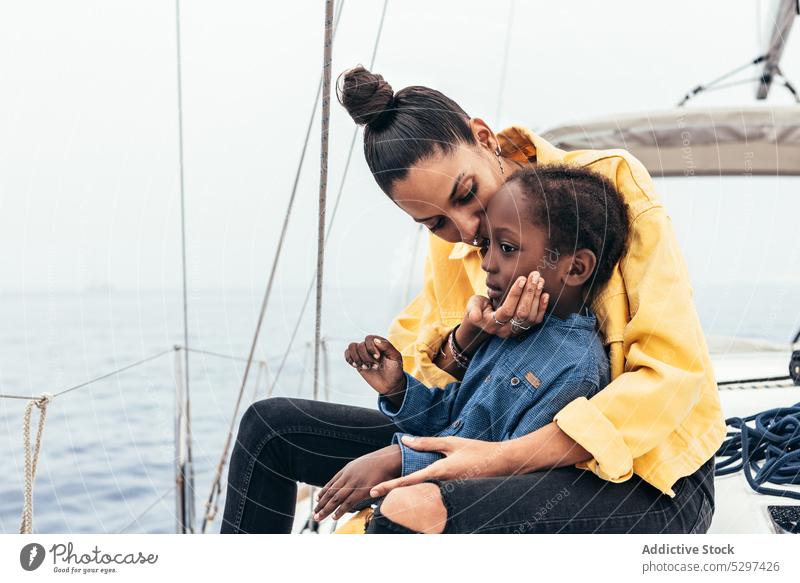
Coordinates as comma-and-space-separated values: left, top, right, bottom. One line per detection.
19, 393, 53, 534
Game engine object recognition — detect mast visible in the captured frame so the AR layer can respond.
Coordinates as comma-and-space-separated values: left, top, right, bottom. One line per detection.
755, 0, 798, 99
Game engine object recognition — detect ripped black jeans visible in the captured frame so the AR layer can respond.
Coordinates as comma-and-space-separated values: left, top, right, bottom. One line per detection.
221, 397, 715, 534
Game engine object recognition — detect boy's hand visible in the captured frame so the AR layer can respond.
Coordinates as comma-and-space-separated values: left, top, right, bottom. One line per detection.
313, 444, 402, 522
345, 335, 405, 402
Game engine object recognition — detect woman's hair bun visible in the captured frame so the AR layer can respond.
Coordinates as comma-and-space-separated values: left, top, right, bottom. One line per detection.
337, 65, 395, 129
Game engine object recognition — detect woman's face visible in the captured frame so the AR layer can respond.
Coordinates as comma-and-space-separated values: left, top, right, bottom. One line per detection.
388, 122, 507, 244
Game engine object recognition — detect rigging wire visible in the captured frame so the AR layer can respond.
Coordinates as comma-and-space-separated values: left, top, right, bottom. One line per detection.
230, 0, 347, 422
314, 0, 335, 401
116, 485, 175, 534
3, 1, 797, 535
197, 0, 357, 534
266, 0, 390, 397
773, 66, 800, 103
250, 361, 268, 402
180, 345, 284, 367
0, 348, 174, 401
0, 343, 275, 534
0, 345, 287, 403
683, 76, 765, 94
2, 0, 393, 536
174, 0, 196, 533
296, 0, 390, 534
677, 55, 767, 106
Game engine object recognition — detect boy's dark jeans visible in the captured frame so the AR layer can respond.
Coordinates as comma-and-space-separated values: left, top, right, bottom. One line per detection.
221, 397, 714, 534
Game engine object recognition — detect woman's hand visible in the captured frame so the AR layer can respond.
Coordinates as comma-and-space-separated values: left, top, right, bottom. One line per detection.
368, 436, 511, 498
313, 444, 402, 522
459, 271, 548, 345
369, 423, 593, 498
344, 335, 406, 405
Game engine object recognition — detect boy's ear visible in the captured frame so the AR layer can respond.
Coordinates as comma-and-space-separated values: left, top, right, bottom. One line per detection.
562, 249, 597, 288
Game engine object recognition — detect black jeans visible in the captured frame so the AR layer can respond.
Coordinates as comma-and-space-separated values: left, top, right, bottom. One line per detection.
221, 397, 715, 534
221, 397, 399, 533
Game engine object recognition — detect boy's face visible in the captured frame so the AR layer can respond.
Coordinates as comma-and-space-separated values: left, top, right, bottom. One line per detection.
477, 181, 562, 310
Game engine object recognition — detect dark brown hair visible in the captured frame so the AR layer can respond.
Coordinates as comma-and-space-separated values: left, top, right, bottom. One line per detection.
337, 66, 476, 194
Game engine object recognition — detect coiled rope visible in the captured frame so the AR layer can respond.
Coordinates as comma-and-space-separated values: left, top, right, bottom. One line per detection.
19, 393, 53, 534
715, 402, 800, 505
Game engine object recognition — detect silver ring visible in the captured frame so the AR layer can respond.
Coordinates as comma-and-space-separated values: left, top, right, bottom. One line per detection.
510, 318, 531, 331
493, 313, 510, 326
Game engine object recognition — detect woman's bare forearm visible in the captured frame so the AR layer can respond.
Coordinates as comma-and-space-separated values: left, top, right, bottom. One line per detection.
502, 421, 593, 474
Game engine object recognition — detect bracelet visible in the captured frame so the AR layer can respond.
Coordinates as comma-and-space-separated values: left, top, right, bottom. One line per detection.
450, 323, 466, 353
443, 325, 471, 369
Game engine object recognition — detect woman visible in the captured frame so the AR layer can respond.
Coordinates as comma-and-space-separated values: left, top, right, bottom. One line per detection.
220, 67, 726, 534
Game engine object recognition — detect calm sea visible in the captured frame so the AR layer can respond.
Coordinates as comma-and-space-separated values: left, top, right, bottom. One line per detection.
1, 283, 798, 533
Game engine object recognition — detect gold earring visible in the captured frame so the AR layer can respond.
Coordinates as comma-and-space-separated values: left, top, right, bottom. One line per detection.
495, 146, 504, 175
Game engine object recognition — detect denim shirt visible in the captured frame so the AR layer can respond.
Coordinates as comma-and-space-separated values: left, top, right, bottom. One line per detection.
379, 309, 610, 476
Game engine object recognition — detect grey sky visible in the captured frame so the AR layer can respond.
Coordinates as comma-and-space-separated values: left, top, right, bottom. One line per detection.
0, 0, 798, 295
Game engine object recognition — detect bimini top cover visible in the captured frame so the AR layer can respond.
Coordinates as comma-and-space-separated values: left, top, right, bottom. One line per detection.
540, 106, 800, 177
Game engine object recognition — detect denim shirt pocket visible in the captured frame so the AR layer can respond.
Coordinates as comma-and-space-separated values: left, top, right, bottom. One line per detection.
494, 362, 547, 437
504, 360, 549, 395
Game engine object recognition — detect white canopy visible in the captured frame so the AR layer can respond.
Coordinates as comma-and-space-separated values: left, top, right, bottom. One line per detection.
540, 106, 800, 177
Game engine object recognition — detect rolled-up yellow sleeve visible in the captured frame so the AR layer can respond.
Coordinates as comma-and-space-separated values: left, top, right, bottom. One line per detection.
554, 396, 634, 483
554, 158, 715, 488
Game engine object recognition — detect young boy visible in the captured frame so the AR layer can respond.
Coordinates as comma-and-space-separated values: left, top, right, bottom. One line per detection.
314, 164, 630, 521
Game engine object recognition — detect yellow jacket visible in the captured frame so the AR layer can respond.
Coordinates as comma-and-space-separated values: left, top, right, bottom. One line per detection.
387, 126, 727, 496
